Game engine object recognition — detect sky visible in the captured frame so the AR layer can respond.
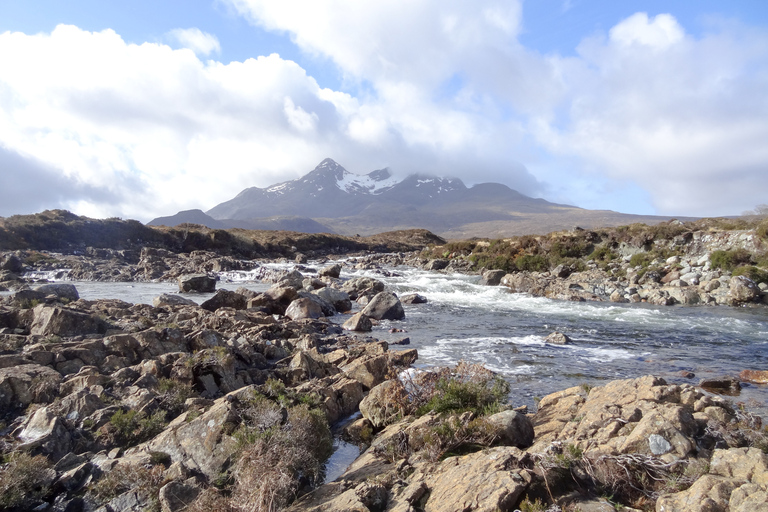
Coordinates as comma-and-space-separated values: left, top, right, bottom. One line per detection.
0, 1, 767, 222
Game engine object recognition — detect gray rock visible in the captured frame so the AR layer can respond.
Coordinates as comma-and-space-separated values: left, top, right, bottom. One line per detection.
545, 332, 572, 345
30, 305, 103, 337
158, 481, 201, 512
479, 269, 507, 286
319, 263, 342, 278
34, 283, 80, 302
152, 294, 197, 307
400, 293, 428, 304
487, 410, 534, 448
728, 275, 761, 304
425, 259, 449, 271
285, 297, 324, 320
312, 287, 352, 312
361, 292, 405, 321
178, 274, 215, 293
342, 312, 373, 332
649, 434, 672, 455
200, 289, 248, 311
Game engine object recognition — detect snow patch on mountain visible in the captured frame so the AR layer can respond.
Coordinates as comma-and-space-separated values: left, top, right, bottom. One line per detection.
336, 169, 400, 195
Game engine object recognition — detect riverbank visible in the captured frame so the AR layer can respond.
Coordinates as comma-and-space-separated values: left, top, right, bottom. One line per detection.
2, 263, 768, 512
414, 219, 768, 308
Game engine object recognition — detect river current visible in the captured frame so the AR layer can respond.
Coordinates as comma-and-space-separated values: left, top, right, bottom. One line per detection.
15, 260, 768, 417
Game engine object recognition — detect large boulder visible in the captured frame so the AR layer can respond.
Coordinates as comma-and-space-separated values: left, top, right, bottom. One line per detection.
0, 253, 24, 273
359, 379, 405, 428
152, 294, 197, 308
0, 363, 62, 409
342, 312, 372, 332
361, 292, 405, 321
178, 274, 216, 293
17, 406, 73, 461
341, 277, 385, 299
479, 269, 506, 286
132, 396, 241, 480
312, 287, 352, 313
29, 305, 103, 337
318, 263, 342, 278
486, 410, 534, 448
34, 283, 80, 302
728, 275, 761, 304
200, 289, 248, 311
421, 447, 529, 512
285, 298, 324, 320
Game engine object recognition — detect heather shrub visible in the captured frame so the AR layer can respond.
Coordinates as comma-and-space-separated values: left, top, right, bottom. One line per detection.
710, 249, 753, 271
0, 452, 54, 510
733, 265, 768, 284
88, 463, 165, 510
230, 404, 332, 511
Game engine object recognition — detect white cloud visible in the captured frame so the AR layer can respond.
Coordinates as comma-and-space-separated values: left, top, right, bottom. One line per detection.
2, 4, 768, 222
167, 27, 221, 56
609, 13, 684, 49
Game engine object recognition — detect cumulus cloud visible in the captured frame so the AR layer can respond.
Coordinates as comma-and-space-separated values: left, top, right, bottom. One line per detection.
167, 27, 221, 56
1, 4, 767, 221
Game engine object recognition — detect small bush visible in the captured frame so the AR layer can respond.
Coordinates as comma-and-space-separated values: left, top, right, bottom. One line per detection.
710, 249, 753, 271
88, 463, 165, 510
414, 361, 510, 417
629, 252, 654, 268
0, 452, 54, 509
230, 404, 332, 511
588, 246, 617, 262
514, 254, 548, 272
107, 409, 167, 446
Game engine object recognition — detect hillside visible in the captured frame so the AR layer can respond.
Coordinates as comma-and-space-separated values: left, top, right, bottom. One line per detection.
150, 158, 691, 238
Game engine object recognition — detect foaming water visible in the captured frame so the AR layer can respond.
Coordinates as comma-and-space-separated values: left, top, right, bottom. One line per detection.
16, 260, 768, 415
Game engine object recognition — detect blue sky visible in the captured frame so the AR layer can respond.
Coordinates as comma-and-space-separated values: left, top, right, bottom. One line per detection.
0, 0, 767, 222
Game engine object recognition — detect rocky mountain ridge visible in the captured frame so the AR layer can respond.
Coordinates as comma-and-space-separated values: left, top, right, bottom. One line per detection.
149, 158, 688, 238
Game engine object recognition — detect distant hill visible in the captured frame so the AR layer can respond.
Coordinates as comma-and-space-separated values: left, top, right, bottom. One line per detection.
150, 158, 693, 238
148, 209, 334, 234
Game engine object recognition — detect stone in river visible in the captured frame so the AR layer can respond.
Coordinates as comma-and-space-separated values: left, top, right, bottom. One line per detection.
178, 273, 215, 293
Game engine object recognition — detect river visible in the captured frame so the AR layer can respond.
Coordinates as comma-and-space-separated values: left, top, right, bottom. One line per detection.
15, 260, 768, 417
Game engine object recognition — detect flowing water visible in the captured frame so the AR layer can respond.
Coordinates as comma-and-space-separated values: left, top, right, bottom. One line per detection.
15, 261, 768, 416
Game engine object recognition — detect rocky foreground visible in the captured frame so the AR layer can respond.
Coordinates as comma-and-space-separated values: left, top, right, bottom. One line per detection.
1, 257, 768, 512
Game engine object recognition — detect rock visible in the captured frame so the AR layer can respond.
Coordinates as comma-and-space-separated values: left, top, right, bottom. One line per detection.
319, 263, 342, 278
551, 264, 572, 279
0, 253, 24, 273
134, 397, 240, 480
740, 369, 768, 384
30, 305, 103, 337
729, 483, 768, 512
728, 275, 761, 304
359, 379, 405, 428
479, 269, 506, 286
341, 277, 385, 298
285, 298, 324, 320
699, 376, 741, 394
342, 312, 373, 332
200, 289, 248, 311
710, 447, 768, 485
178, 274, 215, 293
425, 259, 449, 271
486, 410, 534, 448
152, 294, 197, 307
401, 293, 428, 304
342, 354, 390, 390
158, 481, 201, 512
0, 363, 63, 409
17, 406, 73, 461
610, 290, 628, 303
656, 475, 739, 512
545, 331, 572, 345
312, 287, 352, 313
423, 447, 529, 512
34, 283, 80, 302
277, 270, 305, 289
361, 292, 405, 321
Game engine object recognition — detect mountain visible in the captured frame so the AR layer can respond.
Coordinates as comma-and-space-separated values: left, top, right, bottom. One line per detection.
149, 158, 691, 238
